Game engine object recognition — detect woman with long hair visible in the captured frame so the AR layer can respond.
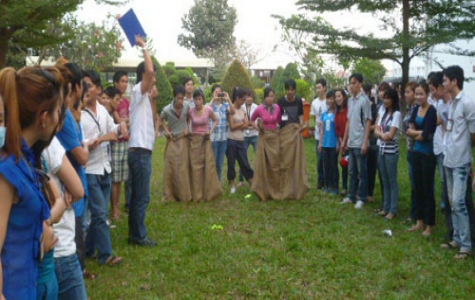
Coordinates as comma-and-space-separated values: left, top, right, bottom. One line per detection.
335, 88, 348, 195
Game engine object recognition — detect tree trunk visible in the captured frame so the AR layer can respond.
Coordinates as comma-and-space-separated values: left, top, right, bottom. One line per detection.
401, 0, 411, 110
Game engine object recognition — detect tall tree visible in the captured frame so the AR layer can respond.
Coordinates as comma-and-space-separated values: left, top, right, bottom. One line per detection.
276, 0, 475, 104
352, 58, 386, 86
178, 0, 238, 80
220, 59, 253, 96
0, 0, 127, 68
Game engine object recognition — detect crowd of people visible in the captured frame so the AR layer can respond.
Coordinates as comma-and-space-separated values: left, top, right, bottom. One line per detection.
0, 29, 474, 299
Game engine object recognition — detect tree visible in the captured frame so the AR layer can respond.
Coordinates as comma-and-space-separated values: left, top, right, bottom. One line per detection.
220, 59, 253, 96
42, 15, 123, 70
178, 0, 238, 81
282, 63, 301, 81
152, 56, 173, 114
352, 58, 386, 86
295, 79, 312, 100
0, 0, 127, 68
276, 0, 475, 104
270, 66, 285, 91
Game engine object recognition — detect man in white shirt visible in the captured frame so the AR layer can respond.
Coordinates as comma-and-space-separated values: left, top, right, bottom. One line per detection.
82, 70, 128, 265
310, 78, 328, 189
128, 35, 158, 247
442, 65, 475, 259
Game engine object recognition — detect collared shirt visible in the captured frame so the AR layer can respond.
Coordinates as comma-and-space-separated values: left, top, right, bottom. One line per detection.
161, 100, 190, 135
444, 91, 475, 168
184, 96, 195, 109
82, 101, 119, 175
209, 101, 230, 141
347, 92, 372, 148
129, 82, 155, 151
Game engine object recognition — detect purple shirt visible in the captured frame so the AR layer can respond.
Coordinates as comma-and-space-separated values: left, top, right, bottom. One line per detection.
251, 104, 282, 130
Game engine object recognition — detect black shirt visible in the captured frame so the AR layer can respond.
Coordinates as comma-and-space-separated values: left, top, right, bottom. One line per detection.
278, 96, 303, 127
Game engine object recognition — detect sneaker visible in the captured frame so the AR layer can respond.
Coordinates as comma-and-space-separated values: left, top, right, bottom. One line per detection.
354, 200, 365, 209
230, 187, 236, 194
340, 197, 352, 204
128, 237, 157, 247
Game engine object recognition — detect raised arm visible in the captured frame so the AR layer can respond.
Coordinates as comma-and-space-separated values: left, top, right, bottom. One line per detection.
137, 35, 155, 95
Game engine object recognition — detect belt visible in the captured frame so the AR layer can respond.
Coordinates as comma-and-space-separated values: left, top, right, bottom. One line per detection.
129, 147, 152, 154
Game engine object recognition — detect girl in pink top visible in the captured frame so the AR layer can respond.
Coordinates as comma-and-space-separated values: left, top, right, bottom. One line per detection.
251, 87, 282, 129
188, 89, 218, 134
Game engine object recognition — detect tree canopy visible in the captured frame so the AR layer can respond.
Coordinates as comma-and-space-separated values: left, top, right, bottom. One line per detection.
276, 0, 475, 103
352, 58, 386, 86
220, 59, 253, 96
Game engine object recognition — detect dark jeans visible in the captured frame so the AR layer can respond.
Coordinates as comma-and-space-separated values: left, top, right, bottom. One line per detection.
407, 150, 417, 220
226, 139, 254, 181
443, 169, 475, 243
54, 254, 87, 300
74, 217, 85, 271
412, 152, 437, 225
367, 146, 380, 198
340, 151, 348, 191
239, 135, 258, 182
85, 173, 113, 264
315, 140, 325, 186
322, 147, 338, 191
348, 147, 368, 203
128, 149, 152, 243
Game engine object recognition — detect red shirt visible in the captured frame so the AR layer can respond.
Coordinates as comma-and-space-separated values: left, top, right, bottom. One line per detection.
335, 108, 347, 139
117, 97, 130, 141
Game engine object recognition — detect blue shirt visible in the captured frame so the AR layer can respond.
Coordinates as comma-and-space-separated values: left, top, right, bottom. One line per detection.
209, 102, 230, 142
321, 111, 338, 148
413, 115, 433, 154
55, 110, 87, 216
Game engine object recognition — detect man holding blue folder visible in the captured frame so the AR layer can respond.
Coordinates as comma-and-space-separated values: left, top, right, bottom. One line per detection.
128, 35, 158, 247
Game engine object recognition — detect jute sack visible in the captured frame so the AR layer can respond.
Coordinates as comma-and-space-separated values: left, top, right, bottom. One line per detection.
162, 133, 192, 202
189, 134, 223, 202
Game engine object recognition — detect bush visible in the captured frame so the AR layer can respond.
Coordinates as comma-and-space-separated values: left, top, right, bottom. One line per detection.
253, 88, 264, 104
185, 67, 199, 85
251, 76, 265, 89
220, 59, 253, 96
282, 62, 301, 81
152, 56, 173, 114
295, 79, 312, 101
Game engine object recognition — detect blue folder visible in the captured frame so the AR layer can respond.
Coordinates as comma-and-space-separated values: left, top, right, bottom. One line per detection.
118, 8, 147, 47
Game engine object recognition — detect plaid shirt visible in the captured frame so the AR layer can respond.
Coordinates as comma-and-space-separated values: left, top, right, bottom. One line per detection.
209, 102, 230, 141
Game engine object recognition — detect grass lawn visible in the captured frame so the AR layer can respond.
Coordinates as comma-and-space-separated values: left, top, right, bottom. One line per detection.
86, 137, 475, 299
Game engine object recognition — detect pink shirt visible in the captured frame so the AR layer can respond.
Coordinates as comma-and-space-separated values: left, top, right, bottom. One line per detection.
190, 106, 212, 134
117, 97, 130, 141
251, 104, 282, 130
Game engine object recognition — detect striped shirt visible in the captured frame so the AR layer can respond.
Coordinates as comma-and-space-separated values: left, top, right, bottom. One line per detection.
209, 101, 230, 142
377, 110, 401, 155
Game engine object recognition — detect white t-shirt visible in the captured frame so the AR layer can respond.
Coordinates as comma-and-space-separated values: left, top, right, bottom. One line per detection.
129, 82, 155, 151
433, 99, 450, 155
42, 137, 77, 258
310, 97, 327, 140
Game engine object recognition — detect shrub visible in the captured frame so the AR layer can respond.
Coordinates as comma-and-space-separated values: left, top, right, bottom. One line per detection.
220, 59, 253, 96
152, 56, 173, 114
253, 88, 264, 104
251, 76, 265, 89
295, 79, 312, 101
282, 62, 301, 81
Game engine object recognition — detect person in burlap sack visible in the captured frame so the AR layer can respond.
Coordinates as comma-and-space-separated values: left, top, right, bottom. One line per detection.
188, 89, 222, 201
161, 85, 191, 202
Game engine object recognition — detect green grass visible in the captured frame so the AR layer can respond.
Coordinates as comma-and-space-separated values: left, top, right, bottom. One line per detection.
86, 138, 475, 299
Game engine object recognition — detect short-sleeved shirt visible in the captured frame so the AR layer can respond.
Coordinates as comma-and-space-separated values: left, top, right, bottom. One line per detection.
377, 110, 401, 154
243, 103, 259, 137
117, 97, 130, 141
347, 92, 372, 148
55, 110, 86, 216
251, 104, 282, 130
227, 107, 246, 141
321, 111, 337, 148
444, 91, 475, 168
310, 98, 327, 140
209, 101, 230, 141
433, 99, 450, 155
190, 106, 212, 134
278, 96, 303, 127
161, 100, 190, 135
129, 82, 155, 151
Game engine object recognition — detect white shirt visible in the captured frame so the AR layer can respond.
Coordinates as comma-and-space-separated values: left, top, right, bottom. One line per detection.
82, 101, 119, 175
433, 99, 450, 155
42, 137, 77, 257
243, 103, 258, 137
310, 97, 327, 140
444, 91, 475, 168
129, 82, 155, 151
376, 105, 385, 146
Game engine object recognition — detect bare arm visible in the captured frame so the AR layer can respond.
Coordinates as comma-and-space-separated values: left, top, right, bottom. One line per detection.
361, 119, 371, 155
228, 113, 247, 131
69, 144, 89, 166
137, 36, 155, 95
56, 155, 84, 202
209, 110, 218, 133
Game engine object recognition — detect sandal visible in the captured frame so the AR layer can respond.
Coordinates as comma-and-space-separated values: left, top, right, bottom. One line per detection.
83, 269, 98, 280
454, 251, 471, 259
440, 242, 458, 250
105, 256, 123, 267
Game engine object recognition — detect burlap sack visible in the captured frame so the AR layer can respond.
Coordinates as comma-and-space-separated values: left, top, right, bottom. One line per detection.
162, 133, 192, 202
189, 134, 223, 202
252, 123, 310, 200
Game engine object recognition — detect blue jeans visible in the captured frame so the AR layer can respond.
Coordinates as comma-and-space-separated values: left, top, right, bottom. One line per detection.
239, 136, 258, 182
128, 149, 152, 243
85, 173, 113, 264
379, 153, 399, 215
407, 150, 417, 220
212, 140, 227, 181
54, 254, 87, 300
445, 164, 472, 252
315, 140, 325, 186
348, 147, 368, 203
